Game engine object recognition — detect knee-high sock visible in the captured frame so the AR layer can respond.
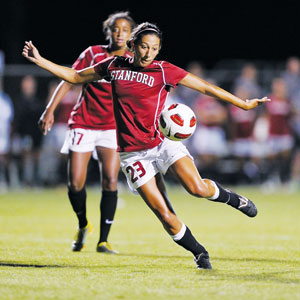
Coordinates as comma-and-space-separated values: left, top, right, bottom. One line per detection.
172, 224, 208, 257
207, 180, 240, 208
99, 190, 118, 243
68, 187, 87, 228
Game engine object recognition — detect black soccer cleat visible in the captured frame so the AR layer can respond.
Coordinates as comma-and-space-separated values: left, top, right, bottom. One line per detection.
229, 192, 258, 218
194, 253, 212, 269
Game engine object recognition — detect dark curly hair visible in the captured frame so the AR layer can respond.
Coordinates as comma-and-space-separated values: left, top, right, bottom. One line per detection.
126, 22, 162, 50
103, 11, 135, 44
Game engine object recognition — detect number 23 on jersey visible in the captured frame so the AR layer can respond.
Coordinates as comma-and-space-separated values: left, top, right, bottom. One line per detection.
126, 161, 146, 183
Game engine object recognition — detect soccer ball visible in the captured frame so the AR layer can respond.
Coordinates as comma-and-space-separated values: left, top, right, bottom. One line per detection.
158, 103, 197, 141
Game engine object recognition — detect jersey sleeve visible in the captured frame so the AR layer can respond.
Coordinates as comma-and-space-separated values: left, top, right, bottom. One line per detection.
163, 62, 188, 87
72, 47, 94, 70
93, 56, 115, 78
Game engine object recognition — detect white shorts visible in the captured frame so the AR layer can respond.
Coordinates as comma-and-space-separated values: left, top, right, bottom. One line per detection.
0, 136, 10, 154
119, 138, 192, 193
60, 128, 117, 154
267, 135, 294, 155
231, 138, 255, 157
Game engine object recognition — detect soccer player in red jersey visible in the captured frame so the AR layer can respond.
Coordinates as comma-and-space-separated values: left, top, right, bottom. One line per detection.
37, 12, 135, 253
22, 22, 270, 269
265, 77, 294, 183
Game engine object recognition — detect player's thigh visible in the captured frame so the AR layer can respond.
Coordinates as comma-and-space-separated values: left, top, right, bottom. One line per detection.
96, 146, 120, 176
68, 151, 92, 190
169, 156, 210, 197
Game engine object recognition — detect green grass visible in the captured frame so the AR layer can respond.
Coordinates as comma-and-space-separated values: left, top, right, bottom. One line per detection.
0, 184, 300, 299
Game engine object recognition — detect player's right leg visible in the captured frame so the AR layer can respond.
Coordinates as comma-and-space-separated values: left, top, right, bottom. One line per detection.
68, 150, 93, 251
60, 128, 100, 251
137, 175, 212, 269
169, 156, 257, 217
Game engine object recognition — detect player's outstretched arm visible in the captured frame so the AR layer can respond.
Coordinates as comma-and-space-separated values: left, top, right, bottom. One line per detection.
179, 73, 270, 110
22, 41, 100, 84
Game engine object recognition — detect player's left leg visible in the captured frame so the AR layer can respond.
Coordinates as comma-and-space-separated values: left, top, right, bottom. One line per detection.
68, 150, 93, 251
137, 174, 212, 269
95, 146, 120, 254
169, 156, 257, 217
154, 172, 176, 214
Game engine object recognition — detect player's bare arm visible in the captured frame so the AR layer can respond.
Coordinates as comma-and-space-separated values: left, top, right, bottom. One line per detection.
179, 72, 270, 110
39, 81, 73, 135
22, 41, 101, 84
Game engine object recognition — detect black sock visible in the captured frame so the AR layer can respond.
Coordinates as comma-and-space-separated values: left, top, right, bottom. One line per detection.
99, 190, 118, 243
68, 187, 87, 228
208, 181, 240, 208
173, 225, 208, 257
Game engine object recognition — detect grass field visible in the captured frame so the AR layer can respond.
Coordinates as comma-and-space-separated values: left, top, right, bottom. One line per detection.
0, 184, 300, 299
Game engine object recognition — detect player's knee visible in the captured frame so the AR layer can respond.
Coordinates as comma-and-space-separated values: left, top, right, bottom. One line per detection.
68, 180, 85, 193
102, 175, 118, 191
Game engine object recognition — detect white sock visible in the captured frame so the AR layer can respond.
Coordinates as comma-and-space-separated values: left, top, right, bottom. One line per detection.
171, 223, 187, 241
208, 180, 220, 200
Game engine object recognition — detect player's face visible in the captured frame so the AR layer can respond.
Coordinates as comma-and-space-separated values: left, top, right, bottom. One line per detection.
133, 34, 160, 68
111, 19, 132, 48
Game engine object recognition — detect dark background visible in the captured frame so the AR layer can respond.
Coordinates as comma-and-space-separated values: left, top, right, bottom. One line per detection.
1, 1, 299, 68
0, 1, 299, 187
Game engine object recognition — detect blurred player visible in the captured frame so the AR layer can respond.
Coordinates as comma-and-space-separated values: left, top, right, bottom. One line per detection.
191, 79, 229, 179
22, 22, 270, 269
229, 86, 261, 183
38, 11, 135, 253
265, 77, 294, 184
0, 77, 14, 191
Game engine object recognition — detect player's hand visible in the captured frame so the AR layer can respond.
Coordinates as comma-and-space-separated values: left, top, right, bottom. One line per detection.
22, 41, 41, 64
38, 109, 54, 135
245, 97, 271, 110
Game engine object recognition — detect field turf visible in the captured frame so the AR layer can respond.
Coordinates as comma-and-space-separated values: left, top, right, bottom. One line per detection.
0, 185, 300, 299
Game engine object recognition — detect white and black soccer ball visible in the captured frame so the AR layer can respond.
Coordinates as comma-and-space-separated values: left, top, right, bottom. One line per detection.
158, 103, 197, 141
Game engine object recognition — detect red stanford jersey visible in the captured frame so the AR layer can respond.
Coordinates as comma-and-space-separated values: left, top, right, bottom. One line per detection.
94, 56, 188, 152
266, 95, 292, 136
68, 45, 132, 130
230, 104, 256, 139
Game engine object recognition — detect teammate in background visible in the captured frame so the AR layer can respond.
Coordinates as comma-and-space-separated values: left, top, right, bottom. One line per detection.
280, 56, 300, 100
0, 77, 14, 191
37, 11, 135, 253
14, 75, 43, 186
176, 61, 205, 107
233, 63, 262, 100
264, 78, 294, 185
229, 86, 261, 183
191, 78, 229, 180
22, 22, 270, 269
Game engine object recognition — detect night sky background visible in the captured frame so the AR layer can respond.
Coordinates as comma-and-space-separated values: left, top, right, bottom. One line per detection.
1, 1, 299, 69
